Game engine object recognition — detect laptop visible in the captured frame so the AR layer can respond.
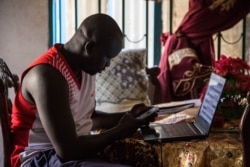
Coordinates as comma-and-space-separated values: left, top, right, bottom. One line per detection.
140, 72, 226, 142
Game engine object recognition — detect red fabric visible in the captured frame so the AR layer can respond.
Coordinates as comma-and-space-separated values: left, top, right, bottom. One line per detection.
158, 0, 250, 103
11, 91, 37, 167
11, 44, 67, 167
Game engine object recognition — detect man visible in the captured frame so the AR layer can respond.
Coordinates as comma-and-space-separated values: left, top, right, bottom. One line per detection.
11, 13, 157, 167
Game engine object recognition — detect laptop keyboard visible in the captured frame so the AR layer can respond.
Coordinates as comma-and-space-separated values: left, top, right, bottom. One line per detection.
161, 122, 199, 137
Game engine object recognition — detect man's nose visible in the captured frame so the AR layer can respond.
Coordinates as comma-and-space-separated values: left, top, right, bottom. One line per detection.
106, 61, 110, 67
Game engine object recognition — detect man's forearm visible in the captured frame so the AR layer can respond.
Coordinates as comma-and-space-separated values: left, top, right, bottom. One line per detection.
91, 110, 125, 130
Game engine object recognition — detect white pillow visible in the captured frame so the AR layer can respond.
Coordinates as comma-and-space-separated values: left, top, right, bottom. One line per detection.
95, 48, 151, 113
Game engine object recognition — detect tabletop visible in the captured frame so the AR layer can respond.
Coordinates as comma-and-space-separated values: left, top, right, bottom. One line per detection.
102, 106, 243, 167
152, 132, 242, 167
151, 107, 243, 167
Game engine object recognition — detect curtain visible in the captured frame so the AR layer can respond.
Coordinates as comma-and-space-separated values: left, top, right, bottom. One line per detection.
157, 0, 250, 103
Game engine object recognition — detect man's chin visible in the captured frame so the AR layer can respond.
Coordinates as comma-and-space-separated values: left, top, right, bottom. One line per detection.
89, 72, 97, 75
89, 71, 100, 75
85, 69, 103, 75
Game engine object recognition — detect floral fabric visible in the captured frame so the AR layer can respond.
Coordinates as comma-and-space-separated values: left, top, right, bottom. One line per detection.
99, 138, 160, 167
99, 133, 242, 167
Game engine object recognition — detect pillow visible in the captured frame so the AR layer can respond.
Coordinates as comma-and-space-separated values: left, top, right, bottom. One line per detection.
95, 48, 151, 113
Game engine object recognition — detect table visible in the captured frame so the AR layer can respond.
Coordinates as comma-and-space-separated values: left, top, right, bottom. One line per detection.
153, 133, 242, 167
151, 107, 243, 167
103, 107, 243, 167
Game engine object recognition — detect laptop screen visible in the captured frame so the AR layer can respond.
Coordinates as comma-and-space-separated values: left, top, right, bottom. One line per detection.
194, 73, 226, 133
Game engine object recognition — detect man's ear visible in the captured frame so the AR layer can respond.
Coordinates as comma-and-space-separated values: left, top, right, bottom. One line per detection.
84, 41, 95, 55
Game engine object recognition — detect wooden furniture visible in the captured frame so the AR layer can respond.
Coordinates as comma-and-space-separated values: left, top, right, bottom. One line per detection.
0, 58, 19, 167
0, 79, 12, 167
239, 91, 250, 167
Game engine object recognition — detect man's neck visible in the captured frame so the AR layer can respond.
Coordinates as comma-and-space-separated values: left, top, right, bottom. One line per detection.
59, 44, 81, 78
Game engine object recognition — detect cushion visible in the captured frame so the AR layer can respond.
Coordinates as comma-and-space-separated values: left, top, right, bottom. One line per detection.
95, 48, 151, 113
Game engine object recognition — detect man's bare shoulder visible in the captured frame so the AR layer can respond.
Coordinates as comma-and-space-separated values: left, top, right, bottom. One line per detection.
23, 64, 66, 87
21, 64, 68, 103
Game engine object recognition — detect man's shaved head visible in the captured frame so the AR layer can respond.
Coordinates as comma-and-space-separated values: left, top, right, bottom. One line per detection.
78, 13, 124, 47
62, 13, 124, 75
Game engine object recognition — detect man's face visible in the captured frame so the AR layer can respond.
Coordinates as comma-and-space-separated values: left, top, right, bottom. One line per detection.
81, 39, 123, 75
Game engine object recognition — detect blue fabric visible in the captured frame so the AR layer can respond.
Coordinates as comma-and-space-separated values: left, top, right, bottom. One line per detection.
24, 149, 133, 167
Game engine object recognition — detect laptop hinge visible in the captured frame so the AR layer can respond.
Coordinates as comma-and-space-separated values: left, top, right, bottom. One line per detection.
194, 121, 208, 135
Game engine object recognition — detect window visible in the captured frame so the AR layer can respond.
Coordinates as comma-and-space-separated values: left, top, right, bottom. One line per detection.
50, 0, 250, 65
50, 0, 161, 67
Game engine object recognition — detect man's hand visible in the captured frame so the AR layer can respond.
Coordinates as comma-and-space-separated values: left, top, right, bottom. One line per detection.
128, 103, 158, 125
128, 103, 151, 117
110, 103, 158, 139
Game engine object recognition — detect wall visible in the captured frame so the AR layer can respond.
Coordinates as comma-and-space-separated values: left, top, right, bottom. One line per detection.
0, 0, 49, 165
0, 0, 49, 77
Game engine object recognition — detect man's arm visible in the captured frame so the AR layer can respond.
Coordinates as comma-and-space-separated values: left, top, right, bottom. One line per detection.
22, 64, 143, 161
91, 110, 125, 130
91, 103, 154, 130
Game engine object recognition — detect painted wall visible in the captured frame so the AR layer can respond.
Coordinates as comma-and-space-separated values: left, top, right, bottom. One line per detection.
0, 0, 49, 77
